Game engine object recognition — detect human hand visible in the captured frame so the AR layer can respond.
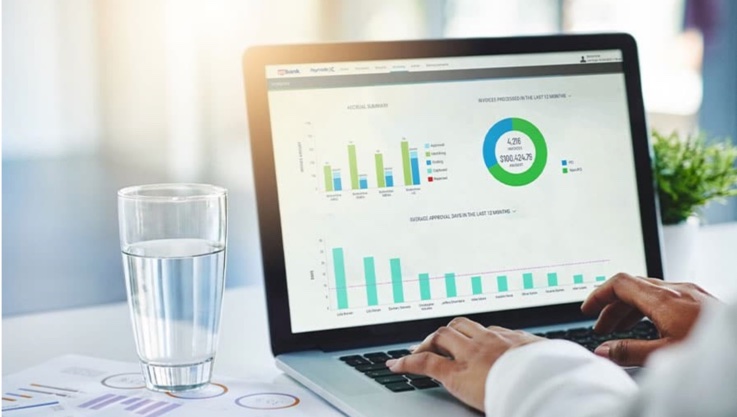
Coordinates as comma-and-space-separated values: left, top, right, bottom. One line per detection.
582, 272, 715, 366
385, 317, 543, 412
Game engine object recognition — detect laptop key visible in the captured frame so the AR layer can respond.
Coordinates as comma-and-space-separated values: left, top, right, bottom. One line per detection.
339, 355, 364, 362
567, 328, 590, 337
344, 357, 371, 367
385, 382, 415, 392
365, 369, 395, 378
355, 363, 389, 372
387, 349, 411, 358
364, 351, 390, 358
404, 373, 431, 381
375, 375, 408, 385
633, 321, 655, 331
410, 379, 440, 389
363, 353, 391, 362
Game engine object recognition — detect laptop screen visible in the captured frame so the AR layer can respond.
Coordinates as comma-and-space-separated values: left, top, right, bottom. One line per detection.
264, 49, 648, 334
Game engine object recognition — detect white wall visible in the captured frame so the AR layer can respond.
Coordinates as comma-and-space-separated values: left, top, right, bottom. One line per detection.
2, 0, 100, 158
95, 0, 168, 172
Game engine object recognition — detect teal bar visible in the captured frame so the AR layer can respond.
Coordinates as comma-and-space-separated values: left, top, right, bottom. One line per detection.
390, 258, 404, 303
471, 276, 482, 295
419, 273, 431, 300
596, 275, 606, 282
523, 273, 534, 290
497, 275, 508, 292
445, 273, 457, 297
547, 272, 558, 287
363, 257, 378, 306
332, 248, 348, 309
573, 274, 584, 284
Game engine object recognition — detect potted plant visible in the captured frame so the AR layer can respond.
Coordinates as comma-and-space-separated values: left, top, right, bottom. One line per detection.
652, 130, 737, 280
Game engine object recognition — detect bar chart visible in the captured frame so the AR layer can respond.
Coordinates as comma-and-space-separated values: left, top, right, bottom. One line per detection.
323, 139, 429, 192
329, 247, 610, 310
78, 394, 181, 416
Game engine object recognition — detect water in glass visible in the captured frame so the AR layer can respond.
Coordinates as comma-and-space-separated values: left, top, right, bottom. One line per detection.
122, 238, 225, 391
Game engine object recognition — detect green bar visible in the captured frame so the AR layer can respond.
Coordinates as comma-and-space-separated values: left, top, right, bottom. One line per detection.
471, 276, 482, 295
419, 273, 431, 300
323, 165, 333, 192
375, 153, 385, 188
596, 275, 606, 282
523, 273, 534, 290
332, 248, 348, 309
348, 144, 359, 189
363, 257, 378, 306
547, 272, 558, 287
390, 258, 404, 303
445, 273, 457, 297
573, 274, 584, 284
401, 140, 412, 185
497, 276, 508, 292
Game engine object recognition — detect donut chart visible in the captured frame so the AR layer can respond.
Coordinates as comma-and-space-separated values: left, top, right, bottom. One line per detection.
483, 117, 548, 186
167, 383, 228, 400
100, 373, 146, 390
235, 393, 300, 410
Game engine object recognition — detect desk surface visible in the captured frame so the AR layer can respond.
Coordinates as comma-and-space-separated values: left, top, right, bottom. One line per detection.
4, 223, 737, 378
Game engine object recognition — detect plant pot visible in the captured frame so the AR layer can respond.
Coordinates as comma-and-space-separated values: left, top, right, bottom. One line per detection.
661, 216, 700, 281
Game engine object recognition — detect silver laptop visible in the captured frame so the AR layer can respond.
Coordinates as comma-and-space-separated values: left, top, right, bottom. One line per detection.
242, 34, 663, 416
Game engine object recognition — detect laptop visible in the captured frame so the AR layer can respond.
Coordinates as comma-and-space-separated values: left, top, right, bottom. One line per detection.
242, 34, 663, 416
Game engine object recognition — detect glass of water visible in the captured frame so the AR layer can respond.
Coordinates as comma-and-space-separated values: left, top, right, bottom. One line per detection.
117, 184, 227, 392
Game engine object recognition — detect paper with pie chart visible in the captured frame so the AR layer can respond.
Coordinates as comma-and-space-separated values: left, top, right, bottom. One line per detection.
2, 355, 342, 416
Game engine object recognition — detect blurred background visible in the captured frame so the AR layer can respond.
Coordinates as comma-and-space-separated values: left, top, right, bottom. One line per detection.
3, 0, 736, 316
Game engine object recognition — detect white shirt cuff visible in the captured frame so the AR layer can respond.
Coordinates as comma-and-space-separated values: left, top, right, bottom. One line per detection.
485, 340, 636, 417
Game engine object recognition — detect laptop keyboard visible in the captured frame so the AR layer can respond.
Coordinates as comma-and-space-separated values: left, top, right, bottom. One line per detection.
339, 350, 438, 392
533, 320, 660, 352
339, 321, 659, 393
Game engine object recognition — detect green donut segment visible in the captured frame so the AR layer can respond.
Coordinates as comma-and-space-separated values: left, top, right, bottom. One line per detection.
484, 117, 548, 186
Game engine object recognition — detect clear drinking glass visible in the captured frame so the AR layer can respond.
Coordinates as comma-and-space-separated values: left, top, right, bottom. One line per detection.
118, 184, 227, 392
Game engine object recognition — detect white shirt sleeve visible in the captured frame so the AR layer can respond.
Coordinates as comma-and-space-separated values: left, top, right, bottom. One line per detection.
620, 299, 737, 417
484, 340, 636, 417
484, 299, 737, 417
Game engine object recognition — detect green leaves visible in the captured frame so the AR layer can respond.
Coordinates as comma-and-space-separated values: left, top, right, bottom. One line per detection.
653, 130, 737, 225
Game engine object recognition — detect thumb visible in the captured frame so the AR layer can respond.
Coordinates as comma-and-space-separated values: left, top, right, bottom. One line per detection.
594, 338, 670, 367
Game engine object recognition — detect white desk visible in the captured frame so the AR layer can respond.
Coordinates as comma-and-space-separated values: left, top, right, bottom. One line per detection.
4, 223, 737, 377
2, 285, 279, 379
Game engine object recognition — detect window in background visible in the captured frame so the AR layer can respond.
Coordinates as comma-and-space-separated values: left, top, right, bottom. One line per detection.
2, 0, 101, 158
2, 0, 326, 316
564, 0, 734, 222
564, 0, 702, 134
694, 0, 737, 223
445, 0, 559, 37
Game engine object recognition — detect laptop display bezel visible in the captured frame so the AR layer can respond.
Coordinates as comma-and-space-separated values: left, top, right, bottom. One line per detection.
243, 34, 663, 356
